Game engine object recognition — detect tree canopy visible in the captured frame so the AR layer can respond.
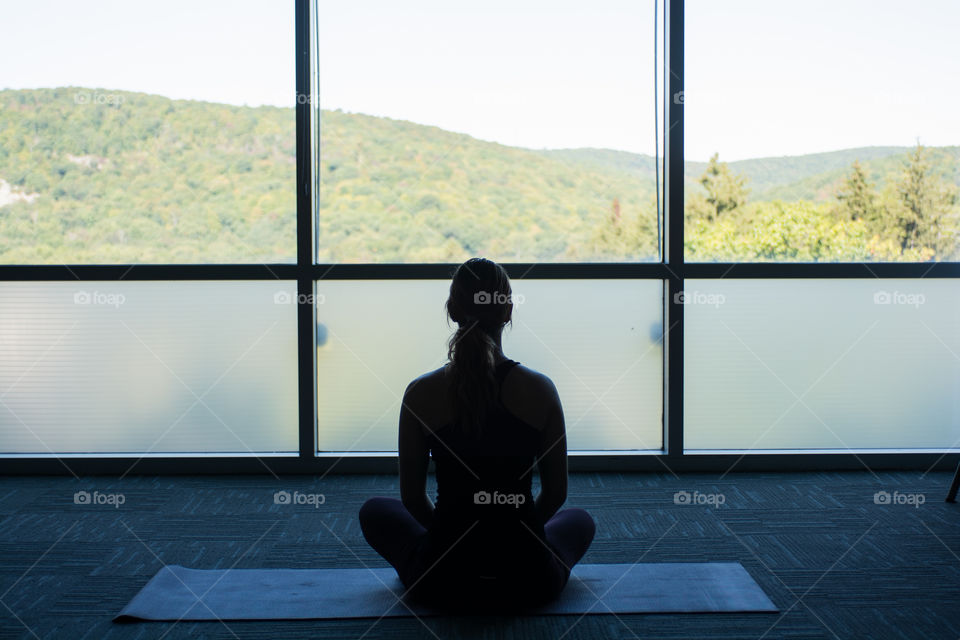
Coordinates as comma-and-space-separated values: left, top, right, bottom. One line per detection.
0, 88, 957, 264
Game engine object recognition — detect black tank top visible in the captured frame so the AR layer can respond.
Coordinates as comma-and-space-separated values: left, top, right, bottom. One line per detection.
422, 358, 551, 578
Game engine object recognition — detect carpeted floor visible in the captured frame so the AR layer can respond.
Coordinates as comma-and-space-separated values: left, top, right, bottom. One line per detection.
0, 470, 958, 639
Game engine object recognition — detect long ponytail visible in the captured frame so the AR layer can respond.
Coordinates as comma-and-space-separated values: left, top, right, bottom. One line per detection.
445, 258, 513, 437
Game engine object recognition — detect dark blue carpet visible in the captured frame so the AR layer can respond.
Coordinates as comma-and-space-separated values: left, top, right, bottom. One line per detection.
0, 471, 958, 639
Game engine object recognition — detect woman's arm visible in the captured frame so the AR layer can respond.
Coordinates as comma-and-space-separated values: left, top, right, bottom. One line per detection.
398, 381, 435, 529
533, 376, 568, 526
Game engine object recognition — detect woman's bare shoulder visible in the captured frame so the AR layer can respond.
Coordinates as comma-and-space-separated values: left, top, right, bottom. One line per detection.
510, 363, 559, 397
402, 365, 451, 431
503, 363, 561, 430
405, 365, 448, 398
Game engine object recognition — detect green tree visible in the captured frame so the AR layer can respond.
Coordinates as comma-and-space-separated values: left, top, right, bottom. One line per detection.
688, 153, 749, 222
893, 144, 958, 256
589, 198, 658, 260
836, 160, 877, 223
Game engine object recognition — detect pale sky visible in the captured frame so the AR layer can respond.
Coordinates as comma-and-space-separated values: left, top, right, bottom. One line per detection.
1, 0, 957, 161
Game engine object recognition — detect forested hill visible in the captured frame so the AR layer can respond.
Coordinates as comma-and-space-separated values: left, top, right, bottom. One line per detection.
0, 88, 296, 263
546, 145, 960, 202
0, 87, 956, 263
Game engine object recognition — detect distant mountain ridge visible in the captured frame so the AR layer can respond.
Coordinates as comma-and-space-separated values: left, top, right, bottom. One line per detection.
541, 145, 960, 201
0, 87, 956, 263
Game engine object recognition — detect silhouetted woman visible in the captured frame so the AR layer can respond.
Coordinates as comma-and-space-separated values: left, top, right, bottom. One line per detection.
359, 257, 595, 612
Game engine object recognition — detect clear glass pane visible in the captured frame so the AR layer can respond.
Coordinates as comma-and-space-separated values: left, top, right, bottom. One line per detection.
316, 280, 663, 451
0, 282, 298, 453
684, 279, 960, 450
685, 0, 960, 262
0, 1, 296, 264
316, 1, 662, 263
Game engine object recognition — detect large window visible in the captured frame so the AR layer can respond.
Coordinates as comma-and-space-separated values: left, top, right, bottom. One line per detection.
684, 0, 960, 262
1, 1, 959, 469
316, 0, 663, 263
0, 0, 296, 264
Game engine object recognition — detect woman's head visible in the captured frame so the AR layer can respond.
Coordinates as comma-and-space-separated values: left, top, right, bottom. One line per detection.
446, 257, 513, 332
445, 258, 513, 436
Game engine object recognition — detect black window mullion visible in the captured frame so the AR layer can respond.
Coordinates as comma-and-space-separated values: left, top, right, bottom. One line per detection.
664, 0, 684, 458
296, 0, 316, 459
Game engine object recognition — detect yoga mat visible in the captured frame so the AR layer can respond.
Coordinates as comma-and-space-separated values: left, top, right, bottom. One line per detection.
115, 562, 777, 621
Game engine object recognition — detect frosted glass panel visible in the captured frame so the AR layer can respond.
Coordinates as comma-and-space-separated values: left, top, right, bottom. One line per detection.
0, 282, 298, 454
316, 280, 663, 451
685, 279, 960, 450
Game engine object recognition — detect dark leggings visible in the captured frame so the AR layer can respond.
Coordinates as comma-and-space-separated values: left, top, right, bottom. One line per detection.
359, 496, 595, 607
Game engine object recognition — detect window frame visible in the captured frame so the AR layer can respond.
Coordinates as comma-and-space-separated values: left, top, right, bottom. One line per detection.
1, 0, 958, 474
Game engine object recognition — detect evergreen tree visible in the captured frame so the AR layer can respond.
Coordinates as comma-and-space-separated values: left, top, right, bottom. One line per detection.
836, 160, 877, 222
698, 153, 749, 221
894, 144, 958, 256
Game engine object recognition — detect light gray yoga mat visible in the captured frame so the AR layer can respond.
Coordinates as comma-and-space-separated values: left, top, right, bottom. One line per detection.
114, 562, 777, 621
